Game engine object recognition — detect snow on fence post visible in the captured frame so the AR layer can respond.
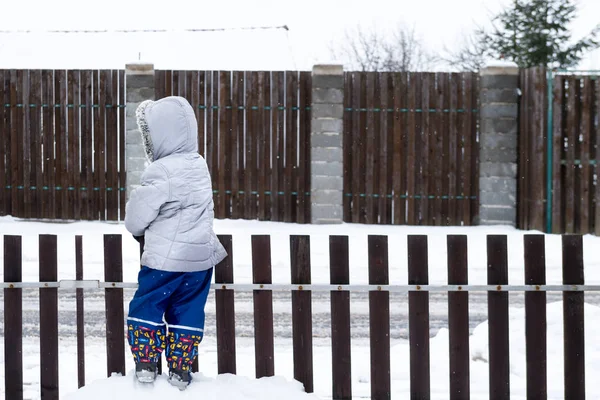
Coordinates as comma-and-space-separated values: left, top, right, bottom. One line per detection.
486, 235, 510, 399
407, 235, 430, 399
562, 235, 585, 399
311, 64, 344, 224
290, 235, 314, 393
369, 235, 391, 400
329, 236, 352, 400
447, 235, 470, 399
4, 235, 23, 400
215, 235, 237, 375
478, 61, 519, 226
251, 235, 275, 378
39, 235, 59, 400
125, 63, 155, 202
523, 234, 547, 399
104, 234, 126, 378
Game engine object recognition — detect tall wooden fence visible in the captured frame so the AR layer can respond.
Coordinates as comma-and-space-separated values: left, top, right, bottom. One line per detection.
519, 67, 600, 234
0, 70, 126, 221
2, 233, 591, 399
154, 70, 312, 223
343, 71, 480, 226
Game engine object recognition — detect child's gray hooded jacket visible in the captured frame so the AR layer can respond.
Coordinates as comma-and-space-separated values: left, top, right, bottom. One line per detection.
125, 96, 227, 272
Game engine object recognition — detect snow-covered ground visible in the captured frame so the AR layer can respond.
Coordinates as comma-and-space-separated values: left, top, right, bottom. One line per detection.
1, 216, 600, 399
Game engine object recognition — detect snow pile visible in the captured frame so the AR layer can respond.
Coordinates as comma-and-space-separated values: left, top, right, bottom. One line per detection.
65, 373, 320, 400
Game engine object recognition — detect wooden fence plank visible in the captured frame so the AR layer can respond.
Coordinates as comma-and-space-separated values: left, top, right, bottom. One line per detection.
1, 71, 9, 216
562, 235, 585, 399
257, 72, 267, 221
215, 235, 236, 374
245, 72, 257, 219
30, 70, 42, 219
435, 73, 446, 226
284, 71, 295, 222
39, 234, 59, 399
447, 235, 470, 399
595, 79, 600, 235
351, 72, 362, 223
299, 72, 311, 223
531, 68, 546, 231
462, 72, 473, 225
22, 70, 31, 218
580, 78, 592, 233
291, 72, 299, 222
369, 235, 391, 400
211, 71, 219, 207
13, 70, 23, 217
379, 72, 390, 224
79, 71, 91, 219
413, 75, 423, 224
329, 235, 352, 400
524, 234, 547, 399
365, 72, 376, 223
448, 73, 459, 225
442, 74, 451, 225
470, 73, 480, 223
107, 70, 118, 219
262, 72, 272, 221
206, 71, 215, 200
421, 73, 431, 225
42, 70, 54, 219
487, 235, 510, 399
407, 74, 417, 225
518, 69, 530, 230
75, 236, 86, 388
119, 70, 126, 220
4, 235, 23, 400
291, 235, 314, 393
230, 71, 241, 220
392, 73, 405, 225
67, 70, 78, 220
565, 78, 577, 233
218, 71, 230, 219
270, 72, 280, 221
104, 234, 125, 377
553, 76, 564, 233
343, 73, 352, 222
252, 235, 275, 378
197, 71, 206, 158
58, 70, 68, 219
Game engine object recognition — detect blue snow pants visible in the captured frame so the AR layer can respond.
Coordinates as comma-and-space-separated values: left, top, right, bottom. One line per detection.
127, 266, 213, 371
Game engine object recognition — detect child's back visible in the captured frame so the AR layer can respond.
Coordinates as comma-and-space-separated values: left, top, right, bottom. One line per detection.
124, 96, 226, 389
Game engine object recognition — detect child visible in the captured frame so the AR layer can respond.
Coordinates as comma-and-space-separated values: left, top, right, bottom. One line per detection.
124, 96, 227, 390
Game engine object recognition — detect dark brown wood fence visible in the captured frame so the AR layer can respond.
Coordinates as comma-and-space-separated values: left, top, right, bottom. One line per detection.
519, 67, 600, 234
154, 70, 312, 223
343, 71, 480, 225
0, 69, 126, 221
2, 233, 591, 399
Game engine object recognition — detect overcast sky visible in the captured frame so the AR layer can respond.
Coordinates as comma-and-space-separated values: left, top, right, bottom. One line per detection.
0, 0, 598, 70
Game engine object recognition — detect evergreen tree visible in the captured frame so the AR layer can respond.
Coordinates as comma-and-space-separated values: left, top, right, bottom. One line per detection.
481, 0, 599, 68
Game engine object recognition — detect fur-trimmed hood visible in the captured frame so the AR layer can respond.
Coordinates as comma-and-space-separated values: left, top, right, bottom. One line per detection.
136, 96, 199, 162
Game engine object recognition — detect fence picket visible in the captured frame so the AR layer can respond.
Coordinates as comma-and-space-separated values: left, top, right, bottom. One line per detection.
75, 236, 86, 388
329, 236, 352, 399
408, 235, 430, 399
252, 235, 275, 378
524, 235, 547, 399
4, 235, 23, 400
104, 234, 125, 377
447, 235, 469, 399
562, 235, 585, 398
291, 235, 314, 393
487, 235, 510, 399
215, 235, 236, 374
39, 235, 59, 400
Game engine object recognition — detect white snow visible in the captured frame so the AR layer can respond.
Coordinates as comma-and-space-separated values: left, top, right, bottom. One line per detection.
2, 216, 600, 399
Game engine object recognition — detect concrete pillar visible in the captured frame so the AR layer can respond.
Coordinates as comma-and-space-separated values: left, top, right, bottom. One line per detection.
478, 62, 519, 225
311, 65, 344, 224
125, 63, 155, 199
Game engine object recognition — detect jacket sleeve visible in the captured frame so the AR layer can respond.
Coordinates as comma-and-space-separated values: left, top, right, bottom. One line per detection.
124, 163, 170, 237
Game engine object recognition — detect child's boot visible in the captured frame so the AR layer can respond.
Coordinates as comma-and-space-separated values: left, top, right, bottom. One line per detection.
168, 368, 193, 390
165, 331, 202, 390
128, 323, 166, 383
135, 361, 158, 383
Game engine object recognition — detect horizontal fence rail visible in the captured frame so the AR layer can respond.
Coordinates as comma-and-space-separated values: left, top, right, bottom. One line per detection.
2, 232, 590, 400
